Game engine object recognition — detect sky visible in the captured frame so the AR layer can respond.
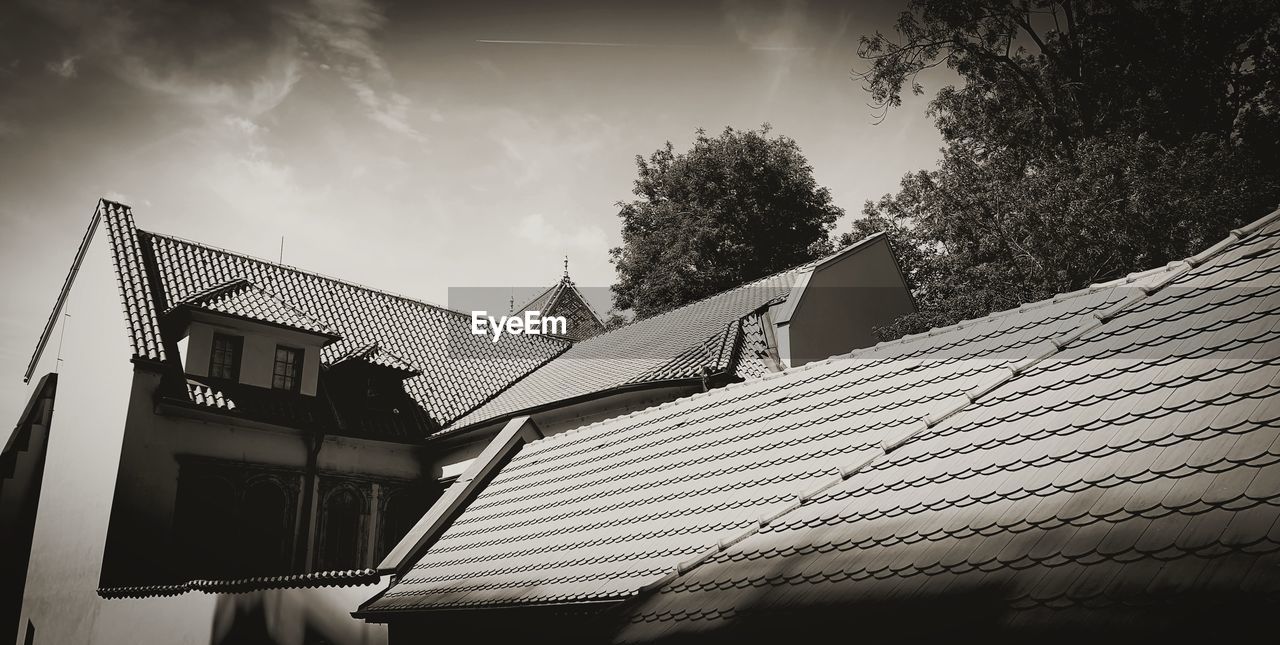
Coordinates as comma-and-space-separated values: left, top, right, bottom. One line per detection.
0, 0, 949, 415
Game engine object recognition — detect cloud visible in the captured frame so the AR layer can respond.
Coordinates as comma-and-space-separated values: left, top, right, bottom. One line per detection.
517, 212, 608, 250
25, 0, 420, 136
45, 55, 78, 78
283, 0, 424, 140
721, 0, 813, 106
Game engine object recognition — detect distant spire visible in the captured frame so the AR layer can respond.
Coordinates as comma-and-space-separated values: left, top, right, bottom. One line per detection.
509, 289, 515, 315
563, 255, 570, 282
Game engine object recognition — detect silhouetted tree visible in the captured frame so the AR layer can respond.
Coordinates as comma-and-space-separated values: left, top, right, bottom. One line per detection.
611, 125, 842, 318
845, 0, 1280, 338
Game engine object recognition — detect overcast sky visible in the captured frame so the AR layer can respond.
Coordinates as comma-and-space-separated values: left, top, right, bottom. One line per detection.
0, 0, 948, 412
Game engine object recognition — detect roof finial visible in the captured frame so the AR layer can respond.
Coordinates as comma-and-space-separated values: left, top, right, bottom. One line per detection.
563, 255, 570, 282
509, 289, 515, 315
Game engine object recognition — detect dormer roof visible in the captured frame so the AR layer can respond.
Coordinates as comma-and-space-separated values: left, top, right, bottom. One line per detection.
168, 277, 339, 341
328, 342, 422, 377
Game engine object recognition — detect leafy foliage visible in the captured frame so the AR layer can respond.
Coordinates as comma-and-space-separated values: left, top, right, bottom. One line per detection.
846, 0, 1280, 339
611, 126, 842, 318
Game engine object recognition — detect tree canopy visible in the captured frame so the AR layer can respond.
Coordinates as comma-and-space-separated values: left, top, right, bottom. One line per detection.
846, 0, 1280, 338
611, 126, 842, 318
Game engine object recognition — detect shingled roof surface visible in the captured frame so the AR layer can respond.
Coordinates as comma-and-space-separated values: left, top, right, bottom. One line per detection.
614, 215, 1280, 641
359, 213, 1280, 616
99, 201, 569, 427
444, 266, 804, 434
172, 278, 335, 337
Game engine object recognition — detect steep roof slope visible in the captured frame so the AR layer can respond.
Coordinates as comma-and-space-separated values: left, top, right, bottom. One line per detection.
95, 200, 569, 427
614, 214, 1280, 641
358, 211, 1267, 615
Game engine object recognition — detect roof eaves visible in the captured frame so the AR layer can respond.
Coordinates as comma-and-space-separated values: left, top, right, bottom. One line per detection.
96, 568, 381, 599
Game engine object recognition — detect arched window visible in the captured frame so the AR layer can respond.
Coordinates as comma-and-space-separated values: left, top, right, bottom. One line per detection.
318, 486, 365, 571
241, 479, 291, 576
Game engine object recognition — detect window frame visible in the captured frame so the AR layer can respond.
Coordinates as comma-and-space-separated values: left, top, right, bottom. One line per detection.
272, 345, 305, 393
208, 333, 243, 381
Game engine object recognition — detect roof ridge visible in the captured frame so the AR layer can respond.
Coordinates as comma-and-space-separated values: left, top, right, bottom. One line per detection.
614, 207, 1273, 602
143, 230, 470, 321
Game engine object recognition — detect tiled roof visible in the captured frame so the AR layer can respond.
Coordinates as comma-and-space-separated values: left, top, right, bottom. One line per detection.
98, 201, 569, 427
359, 212, 1280, 615
172, 278, 336, 338
179, 377, 329, 430
515, 283, 560, 317
330, 342, 421, 376
614, 214, 1280, 641
101, 200, 167, 362
444, 271, 801, 434
97, 568, 380, 598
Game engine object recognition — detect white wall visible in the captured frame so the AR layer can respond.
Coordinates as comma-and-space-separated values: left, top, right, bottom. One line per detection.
184, 314, 324, 397
13, 225, 389, 645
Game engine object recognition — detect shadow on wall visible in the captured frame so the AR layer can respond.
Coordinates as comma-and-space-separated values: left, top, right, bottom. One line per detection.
211, 589, 370, 645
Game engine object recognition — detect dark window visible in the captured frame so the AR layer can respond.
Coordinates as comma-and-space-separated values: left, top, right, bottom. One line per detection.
209, 333, 242, 380
318, 487, 364, 571
174, 473, 238, 578
241, 479, 292, 575
272, 346, 304, 392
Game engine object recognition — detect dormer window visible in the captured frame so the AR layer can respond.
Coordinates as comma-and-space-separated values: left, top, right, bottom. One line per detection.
209, 333, 243, 380
272, 345, 304, 392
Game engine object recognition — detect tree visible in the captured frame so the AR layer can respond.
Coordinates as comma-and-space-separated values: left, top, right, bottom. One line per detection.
611, 125, 843, 318
846, 0, 1280, 339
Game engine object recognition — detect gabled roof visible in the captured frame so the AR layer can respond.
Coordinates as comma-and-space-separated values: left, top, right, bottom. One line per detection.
89, 200, 569, 428
442, 237, 892, 435
514, 274, 607, 333
358, 209, 1280, 621
169, 277, 337, 339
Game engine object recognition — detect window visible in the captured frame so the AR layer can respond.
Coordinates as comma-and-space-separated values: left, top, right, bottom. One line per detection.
317, 487, 364, 571
272, 345, 304, 392
209, 333, 242, 380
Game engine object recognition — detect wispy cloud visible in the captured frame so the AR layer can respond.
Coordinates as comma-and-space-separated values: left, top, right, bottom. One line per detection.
26, 0, 419, 137
284, 0, 423, 140
45, 55, 78, 78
